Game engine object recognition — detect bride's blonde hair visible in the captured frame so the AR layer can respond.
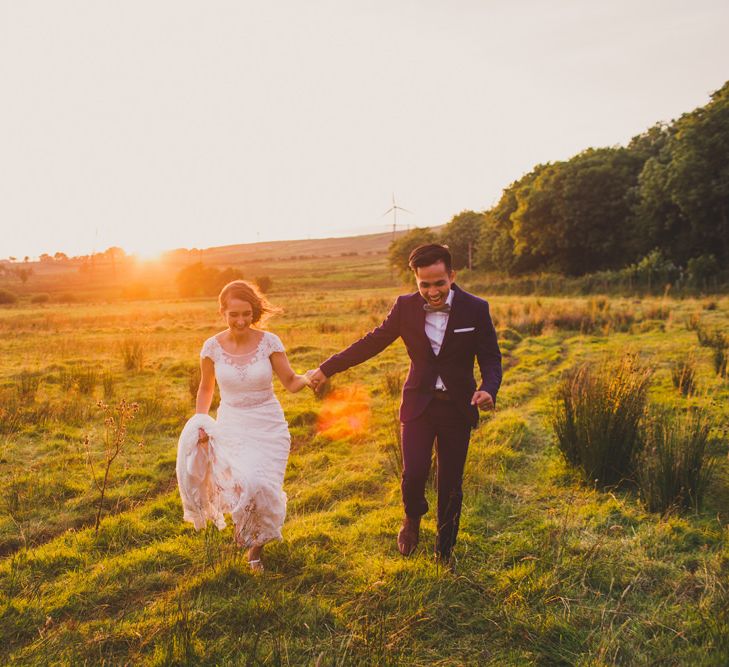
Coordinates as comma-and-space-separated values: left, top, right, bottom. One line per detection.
218, 280, 279, 325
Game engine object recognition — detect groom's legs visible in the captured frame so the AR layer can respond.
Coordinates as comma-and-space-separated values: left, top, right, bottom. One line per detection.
400, 413, 436, 518
432, 400, 472, 559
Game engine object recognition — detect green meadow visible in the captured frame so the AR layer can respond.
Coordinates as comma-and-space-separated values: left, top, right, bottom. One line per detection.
1, 281, 728, 665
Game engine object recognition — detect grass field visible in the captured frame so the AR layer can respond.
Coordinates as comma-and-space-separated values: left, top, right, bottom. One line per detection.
1, 283, 728, 665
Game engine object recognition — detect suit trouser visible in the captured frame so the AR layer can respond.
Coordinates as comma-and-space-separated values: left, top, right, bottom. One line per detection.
400, 396, 472, 557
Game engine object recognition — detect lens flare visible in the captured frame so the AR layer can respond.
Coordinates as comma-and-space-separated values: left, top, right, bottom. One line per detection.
316, 384, 371, 440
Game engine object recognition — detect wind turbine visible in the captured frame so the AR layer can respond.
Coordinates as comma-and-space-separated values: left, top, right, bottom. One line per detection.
382, 194, 412, 240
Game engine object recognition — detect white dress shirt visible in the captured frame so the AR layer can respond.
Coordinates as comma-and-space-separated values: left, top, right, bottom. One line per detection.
424, 288, 454, 390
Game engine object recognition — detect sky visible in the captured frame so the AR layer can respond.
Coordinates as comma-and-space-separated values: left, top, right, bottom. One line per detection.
1, 0, 728, 259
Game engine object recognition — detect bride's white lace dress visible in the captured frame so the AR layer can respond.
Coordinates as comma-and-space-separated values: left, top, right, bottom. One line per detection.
176, 331, 291, 547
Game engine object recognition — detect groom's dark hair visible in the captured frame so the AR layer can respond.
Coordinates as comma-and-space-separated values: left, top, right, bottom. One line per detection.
408, 244, 453, 274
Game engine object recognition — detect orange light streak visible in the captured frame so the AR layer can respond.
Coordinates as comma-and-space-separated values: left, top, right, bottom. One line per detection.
316, 384, 371, 440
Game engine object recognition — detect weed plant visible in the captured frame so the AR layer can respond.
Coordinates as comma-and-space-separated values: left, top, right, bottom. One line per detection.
553, 354, 653, 486
638, 409, 716, 513
81, 399, 141, 534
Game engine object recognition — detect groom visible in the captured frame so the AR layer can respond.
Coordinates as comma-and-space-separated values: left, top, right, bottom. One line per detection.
309, 244, 502, 565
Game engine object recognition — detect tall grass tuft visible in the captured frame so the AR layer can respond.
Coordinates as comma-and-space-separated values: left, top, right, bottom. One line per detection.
59, 368, 76, 391
713, 346, 728, 378
102, 370, 115, 399
120, 338, 145, 372
188, 365, 201, 404
638, 409, 715, 513
696, 327, 729, 377
671, 355, 697, 397
17, 371, 41, 402
383, 405, 403, 479
553, 354, 653, 487
317, 321, 340, 334
382, 369, 403, 397
75, 367, 98, 395
0, 388, 22, 435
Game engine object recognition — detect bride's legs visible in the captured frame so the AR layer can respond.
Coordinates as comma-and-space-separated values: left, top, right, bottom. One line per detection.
247, 544, 264, 572
247, 544, 263, 561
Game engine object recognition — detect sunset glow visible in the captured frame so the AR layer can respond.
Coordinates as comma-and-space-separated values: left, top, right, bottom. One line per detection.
4, 3, 728, 260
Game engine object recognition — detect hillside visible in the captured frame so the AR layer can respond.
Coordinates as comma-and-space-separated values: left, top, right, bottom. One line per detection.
0, 229, 413, 299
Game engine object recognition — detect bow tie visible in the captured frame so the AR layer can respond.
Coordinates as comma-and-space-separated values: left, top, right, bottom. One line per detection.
423, 303, 451, 313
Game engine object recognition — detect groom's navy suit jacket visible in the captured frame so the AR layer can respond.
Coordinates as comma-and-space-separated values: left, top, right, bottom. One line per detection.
320, 284, 502, 427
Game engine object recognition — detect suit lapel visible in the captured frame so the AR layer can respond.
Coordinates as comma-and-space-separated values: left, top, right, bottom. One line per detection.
414, 293, 436, 359
437, 285, 460, 357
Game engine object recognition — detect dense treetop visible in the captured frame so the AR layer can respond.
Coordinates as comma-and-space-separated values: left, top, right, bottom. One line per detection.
391, 80, 729, 284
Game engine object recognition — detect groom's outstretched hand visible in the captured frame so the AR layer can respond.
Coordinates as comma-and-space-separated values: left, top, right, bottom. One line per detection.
308, 368, 329, 394
471, 390, 494, 411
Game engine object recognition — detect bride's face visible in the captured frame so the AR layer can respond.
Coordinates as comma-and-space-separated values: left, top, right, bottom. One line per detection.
222, 297, 254, 334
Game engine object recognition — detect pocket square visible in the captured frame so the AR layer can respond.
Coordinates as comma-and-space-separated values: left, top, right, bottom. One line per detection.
454, 327, 475, 333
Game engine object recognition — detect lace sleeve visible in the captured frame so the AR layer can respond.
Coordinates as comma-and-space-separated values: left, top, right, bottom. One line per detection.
200, 337, 217, 362
265, 332, 285, 355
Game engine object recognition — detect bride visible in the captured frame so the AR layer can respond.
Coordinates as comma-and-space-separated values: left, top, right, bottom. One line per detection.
176, 280, 311, 572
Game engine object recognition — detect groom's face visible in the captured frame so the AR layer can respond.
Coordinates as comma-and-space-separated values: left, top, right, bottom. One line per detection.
414, 261, 455, 308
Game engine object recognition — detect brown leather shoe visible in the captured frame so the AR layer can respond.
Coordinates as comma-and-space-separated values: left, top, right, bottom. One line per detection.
397, 515, 421, 556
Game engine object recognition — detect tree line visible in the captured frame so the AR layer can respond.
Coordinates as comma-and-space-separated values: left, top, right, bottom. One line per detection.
391, 80, 729, 286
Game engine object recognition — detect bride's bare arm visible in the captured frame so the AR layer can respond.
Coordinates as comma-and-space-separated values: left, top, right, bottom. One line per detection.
270, 351, 311, 393
196, 357, 216, 414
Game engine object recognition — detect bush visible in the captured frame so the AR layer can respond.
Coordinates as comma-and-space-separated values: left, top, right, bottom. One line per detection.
255, 275, 273, 293
30, 293, 50, 304
388, 227, 437, 280
0, 288, 18, 305
176, 263, 244, 297
687, 254, 719, 288
638, 410, 715, 513
553, 354, 653, 487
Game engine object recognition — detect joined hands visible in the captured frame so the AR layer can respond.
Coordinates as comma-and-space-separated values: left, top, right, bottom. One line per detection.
305, 368, 328, 394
